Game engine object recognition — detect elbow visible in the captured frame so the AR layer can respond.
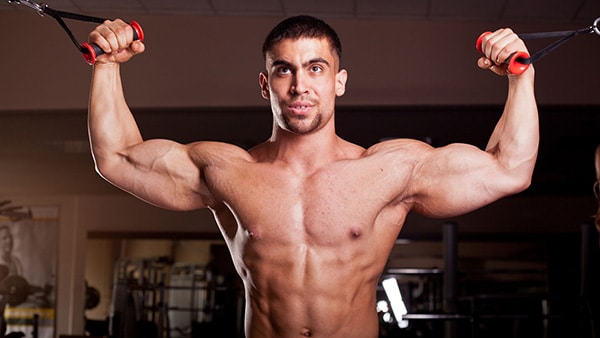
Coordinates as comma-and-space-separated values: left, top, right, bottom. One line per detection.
512, 174, 533, 194
94, 162, 110, 181
92, 154, 121, 184
94, 162, 116, 186
92, 152, 108, 176
503, 164, 535, 196
498, 150, 538, 195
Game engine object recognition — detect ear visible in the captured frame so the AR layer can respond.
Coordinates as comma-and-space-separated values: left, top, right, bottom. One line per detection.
259, 72, 270, 100
335, 69, 348, 97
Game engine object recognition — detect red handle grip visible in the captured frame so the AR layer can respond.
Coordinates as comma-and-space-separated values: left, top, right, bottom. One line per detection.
475, 31, 530, 75
475, 31, 491, 54
80, 21, 144, 65
506, 51, 530, 75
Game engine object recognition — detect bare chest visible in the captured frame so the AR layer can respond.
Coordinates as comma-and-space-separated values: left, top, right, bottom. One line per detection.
209, 162, 406, 246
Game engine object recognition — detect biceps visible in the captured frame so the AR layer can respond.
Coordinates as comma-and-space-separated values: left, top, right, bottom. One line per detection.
410, 144, 518, 218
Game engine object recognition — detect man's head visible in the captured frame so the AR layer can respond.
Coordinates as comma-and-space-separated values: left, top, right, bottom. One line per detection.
259, 16, 348, 136
262, 15, 342, 69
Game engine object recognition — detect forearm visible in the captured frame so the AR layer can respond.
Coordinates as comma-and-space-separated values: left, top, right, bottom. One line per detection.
486, 68, 539, 183
88, 63, 142, 171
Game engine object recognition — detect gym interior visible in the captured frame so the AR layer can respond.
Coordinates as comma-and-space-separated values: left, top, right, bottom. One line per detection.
1, 1, 599, 337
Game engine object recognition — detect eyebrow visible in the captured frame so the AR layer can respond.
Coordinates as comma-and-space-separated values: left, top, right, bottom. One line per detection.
271, 57, 331, 69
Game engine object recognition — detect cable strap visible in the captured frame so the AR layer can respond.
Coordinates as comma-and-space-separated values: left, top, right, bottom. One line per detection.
517, 24, 598, 64
40, 5, 106, 52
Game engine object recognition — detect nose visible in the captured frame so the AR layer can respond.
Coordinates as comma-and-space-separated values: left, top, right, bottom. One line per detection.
290, 70, 309, 95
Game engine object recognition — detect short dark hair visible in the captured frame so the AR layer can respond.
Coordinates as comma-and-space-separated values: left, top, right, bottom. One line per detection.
262, 15, 342, 63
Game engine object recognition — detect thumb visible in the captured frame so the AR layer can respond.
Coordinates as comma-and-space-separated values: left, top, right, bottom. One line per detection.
477, 56, 506, 76
477, 56, 493, 70
130, 40, 145, 55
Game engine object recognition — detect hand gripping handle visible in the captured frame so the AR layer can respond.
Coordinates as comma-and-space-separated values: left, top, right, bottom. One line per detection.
80, 21, 144, 65
476, 31, 530, 75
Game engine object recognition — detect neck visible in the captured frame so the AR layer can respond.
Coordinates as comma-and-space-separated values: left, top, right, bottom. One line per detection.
267, 122, 342, 172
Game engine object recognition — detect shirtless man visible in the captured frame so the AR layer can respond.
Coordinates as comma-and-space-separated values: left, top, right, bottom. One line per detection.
87, 15, 538, 338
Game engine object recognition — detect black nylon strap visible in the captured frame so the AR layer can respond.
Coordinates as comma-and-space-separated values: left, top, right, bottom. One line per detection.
40, 5, 106, 52
517, 25, 597, 64
42, 6, 106, 24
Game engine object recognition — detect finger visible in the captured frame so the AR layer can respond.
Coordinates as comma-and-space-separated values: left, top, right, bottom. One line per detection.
483, 28, 517, 65
109, 19, 134, 51
495, 36, 523, 66
88, 30, 111, 54
92, 19, 133, 54
90, 22, 119, 54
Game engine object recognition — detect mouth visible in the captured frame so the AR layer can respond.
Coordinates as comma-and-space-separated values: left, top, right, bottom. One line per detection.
288, 102, 314, 115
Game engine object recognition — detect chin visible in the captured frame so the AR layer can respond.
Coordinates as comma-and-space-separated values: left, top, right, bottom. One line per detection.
284, 116, 322, 135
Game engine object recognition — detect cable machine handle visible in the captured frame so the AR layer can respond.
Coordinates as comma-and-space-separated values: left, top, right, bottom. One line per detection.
476, 31, 531, 75
80, 21, 144, 65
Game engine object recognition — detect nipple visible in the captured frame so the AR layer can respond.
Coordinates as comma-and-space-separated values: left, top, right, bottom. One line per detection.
246, 229, 257, 239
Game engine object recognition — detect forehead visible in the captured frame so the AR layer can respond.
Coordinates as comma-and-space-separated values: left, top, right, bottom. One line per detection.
265, 37, 338, 66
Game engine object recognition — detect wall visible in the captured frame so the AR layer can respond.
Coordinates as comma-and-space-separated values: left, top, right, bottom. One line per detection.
1, 13, 600, 111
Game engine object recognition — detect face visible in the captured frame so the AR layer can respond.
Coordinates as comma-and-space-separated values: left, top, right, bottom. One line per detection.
259, 37, 347, 135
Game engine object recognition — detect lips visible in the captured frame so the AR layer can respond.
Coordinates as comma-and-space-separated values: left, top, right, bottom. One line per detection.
288, 101, 313, 115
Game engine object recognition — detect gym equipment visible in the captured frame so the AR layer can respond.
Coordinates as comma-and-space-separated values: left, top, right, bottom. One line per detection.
85, 284, 101, 310
7, 0, 144, 65
476, 17, 600, 74
0, 275, 32, 307
0, 275, 53, 307
379, 222, 598, 338
0, 266, 8, 282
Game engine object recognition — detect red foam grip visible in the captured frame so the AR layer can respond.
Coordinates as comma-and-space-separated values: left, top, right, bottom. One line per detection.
507, 51, 530, 75
476, 31, 492, 54
81, 42, 97, 65
130, 21, 144, 42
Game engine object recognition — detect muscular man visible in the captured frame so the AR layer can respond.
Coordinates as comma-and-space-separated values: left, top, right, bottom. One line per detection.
87, 15, 538, 338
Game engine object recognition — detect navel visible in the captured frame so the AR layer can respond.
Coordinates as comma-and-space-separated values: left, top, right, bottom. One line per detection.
300, 328, 312, 337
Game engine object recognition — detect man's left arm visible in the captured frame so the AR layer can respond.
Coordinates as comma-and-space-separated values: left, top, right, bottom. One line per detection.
480, 28, 539, 193
409, 29, 539, 218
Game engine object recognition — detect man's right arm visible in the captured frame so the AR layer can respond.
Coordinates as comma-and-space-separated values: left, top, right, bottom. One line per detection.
88, 20, 209, 210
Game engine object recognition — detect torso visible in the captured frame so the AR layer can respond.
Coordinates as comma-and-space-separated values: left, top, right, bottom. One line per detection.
197, 139, 416, 338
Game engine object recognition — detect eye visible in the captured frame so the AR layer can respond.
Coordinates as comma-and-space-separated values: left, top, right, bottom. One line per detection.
276, 66, 292, 75
310, 65, 323, 73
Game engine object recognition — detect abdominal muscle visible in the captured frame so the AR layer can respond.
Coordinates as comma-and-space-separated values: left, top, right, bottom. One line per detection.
233, 228, 385, 338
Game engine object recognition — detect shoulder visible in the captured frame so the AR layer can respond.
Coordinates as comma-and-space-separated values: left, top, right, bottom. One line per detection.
188, 141, 255, 166
364, 138, 433, 162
